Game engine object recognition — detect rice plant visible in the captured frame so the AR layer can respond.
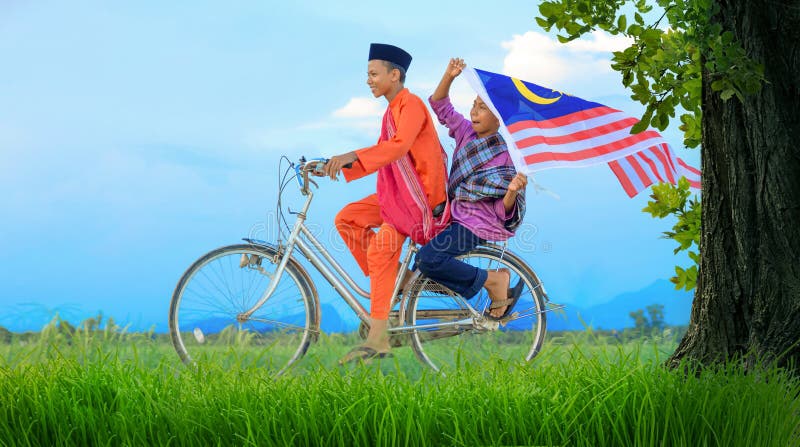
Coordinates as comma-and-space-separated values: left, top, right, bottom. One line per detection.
0, 319, 798, 446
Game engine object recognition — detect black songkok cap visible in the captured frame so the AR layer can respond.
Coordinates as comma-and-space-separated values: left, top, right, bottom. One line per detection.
368, 43, 412, 72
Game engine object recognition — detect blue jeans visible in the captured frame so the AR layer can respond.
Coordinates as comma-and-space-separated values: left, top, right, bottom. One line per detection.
414, 222, 487, 299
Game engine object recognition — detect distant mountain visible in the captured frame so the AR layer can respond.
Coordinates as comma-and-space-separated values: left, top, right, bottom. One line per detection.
320, 279, 693, 333
1, 280, 692, 334
547, 279, 693, 331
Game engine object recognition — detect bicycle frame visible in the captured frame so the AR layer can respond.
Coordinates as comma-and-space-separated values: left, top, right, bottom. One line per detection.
239, 160, 488, 335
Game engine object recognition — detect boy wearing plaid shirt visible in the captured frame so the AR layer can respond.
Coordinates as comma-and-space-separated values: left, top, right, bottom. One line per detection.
416, 58, 527, 320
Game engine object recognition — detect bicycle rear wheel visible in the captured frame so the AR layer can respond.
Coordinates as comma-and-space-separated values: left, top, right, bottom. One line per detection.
169, 244, 317, 375
403, 246, 547, 372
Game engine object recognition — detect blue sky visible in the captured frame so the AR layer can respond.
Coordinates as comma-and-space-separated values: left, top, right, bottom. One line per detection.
0, 1, 699, 331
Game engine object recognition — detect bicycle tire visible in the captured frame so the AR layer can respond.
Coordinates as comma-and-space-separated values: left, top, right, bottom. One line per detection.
169, 243, 318, 375
402, 245, 547, 372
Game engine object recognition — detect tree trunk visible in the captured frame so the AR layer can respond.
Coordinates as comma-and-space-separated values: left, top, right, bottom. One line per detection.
668, 0, 800, 371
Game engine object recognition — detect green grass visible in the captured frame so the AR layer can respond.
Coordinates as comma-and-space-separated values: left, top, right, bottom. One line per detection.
1, 324, 798, 446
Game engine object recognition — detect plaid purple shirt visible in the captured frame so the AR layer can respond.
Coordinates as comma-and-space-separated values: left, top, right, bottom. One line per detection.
448, 133, 525, 232
429, 95, 525, 239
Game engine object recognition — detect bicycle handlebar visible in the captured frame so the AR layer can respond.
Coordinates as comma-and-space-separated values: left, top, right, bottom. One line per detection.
294, 157, 352, 195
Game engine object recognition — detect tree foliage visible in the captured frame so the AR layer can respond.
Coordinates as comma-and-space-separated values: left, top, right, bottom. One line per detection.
642, 178, 700, 290
629, 303, 666, 330
537, 0, 763, 145
536, 0, 764, 288
629, 309, 648, 330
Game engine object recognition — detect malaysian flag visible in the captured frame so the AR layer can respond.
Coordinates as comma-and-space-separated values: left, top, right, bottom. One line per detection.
608, 143, 702, 197
463, 68, 701, 197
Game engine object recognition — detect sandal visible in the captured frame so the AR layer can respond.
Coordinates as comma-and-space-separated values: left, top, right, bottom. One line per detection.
484, 278, 525, 321
338, 346, 394, 365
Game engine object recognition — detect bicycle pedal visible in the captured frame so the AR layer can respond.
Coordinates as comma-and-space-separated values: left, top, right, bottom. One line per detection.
478, 319, 500, 331
498, 312, 519, 327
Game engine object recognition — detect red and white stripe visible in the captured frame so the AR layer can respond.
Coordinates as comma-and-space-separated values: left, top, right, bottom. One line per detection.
508, 106, 670, 171
608, 143, 701, 198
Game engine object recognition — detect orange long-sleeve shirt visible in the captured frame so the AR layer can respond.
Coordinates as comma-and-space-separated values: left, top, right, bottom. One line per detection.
343, 88, 447, 209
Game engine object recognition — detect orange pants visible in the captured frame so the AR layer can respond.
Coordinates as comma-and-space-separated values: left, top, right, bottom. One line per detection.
335, 194, 405, 320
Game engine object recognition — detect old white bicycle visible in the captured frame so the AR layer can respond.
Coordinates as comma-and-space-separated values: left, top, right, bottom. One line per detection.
169, 156, 560, 375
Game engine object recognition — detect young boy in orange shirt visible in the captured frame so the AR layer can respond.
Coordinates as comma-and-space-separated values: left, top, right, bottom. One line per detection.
324, 44, 448, 363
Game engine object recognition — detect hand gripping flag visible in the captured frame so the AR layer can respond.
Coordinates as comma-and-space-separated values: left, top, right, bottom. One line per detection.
463, 68, 701, 197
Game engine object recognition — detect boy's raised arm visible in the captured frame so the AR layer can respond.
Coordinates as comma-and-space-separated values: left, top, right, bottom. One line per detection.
431, 58, 466, 101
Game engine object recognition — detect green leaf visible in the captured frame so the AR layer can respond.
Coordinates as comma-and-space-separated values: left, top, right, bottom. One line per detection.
617, 15, 627, 32
538, 2, 555, 17
721, 31, 734, 45
628, 24, 644, 37
650, 113, 662, 131
642, 28, 661, 45
720, 89, 735, 101
673, 266, 687, 290
630, 119, 649, 134
710, 79, 726, 91
622, 70, 634, 87
565, 22, 582, 36
535, 17, 550, 29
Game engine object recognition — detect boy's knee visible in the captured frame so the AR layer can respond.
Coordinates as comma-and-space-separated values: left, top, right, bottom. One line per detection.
416, 260, 434, 276
334, 208, 347, 227
334, 207, 354, 233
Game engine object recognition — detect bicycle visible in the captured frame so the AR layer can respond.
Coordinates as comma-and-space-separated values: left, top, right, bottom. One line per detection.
169, 156, 561, 375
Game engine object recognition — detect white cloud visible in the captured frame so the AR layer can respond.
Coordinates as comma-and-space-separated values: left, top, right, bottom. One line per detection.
332, 97, 384, 118
563, 30, 633, 53
246, 95, 385, 151
296, 96, 384, 138
500, 31, 633, 97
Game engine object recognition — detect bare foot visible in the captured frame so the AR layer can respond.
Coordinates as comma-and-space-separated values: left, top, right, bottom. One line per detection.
483, 268, 511, 318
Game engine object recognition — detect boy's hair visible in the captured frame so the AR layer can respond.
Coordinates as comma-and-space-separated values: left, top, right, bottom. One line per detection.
381, 60, 406, 83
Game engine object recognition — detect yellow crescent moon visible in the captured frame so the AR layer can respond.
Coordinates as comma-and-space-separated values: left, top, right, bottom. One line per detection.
512, 77, 562, 105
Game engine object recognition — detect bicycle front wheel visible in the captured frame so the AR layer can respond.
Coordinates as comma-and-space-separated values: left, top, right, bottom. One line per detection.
169, 244, 317, 375
404, 246, 547, 372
